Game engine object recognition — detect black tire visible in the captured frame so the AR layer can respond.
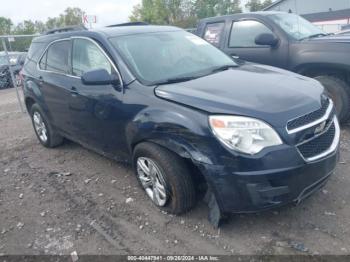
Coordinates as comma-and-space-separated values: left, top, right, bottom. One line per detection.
30, 103, 64, 148
314, 75, 350, 122
133, 142, 196, 215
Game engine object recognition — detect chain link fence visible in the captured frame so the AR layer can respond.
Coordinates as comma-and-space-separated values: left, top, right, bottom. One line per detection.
0, 34, 38, 112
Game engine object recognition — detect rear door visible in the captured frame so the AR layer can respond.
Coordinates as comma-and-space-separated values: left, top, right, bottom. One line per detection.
37, 39, 73, 135
222, 19, 288, 68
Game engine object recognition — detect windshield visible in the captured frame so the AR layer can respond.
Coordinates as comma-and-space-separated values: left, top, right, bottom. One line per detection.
109, 30, 236, 85
269, 13, 327, 40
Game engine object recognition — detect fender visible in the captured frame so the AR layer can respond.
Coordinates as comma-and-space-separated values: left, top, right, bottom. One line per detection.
126, 108, 214, 165
290, 40, 350, 75
294, 63, 350, 78
24, 79, 54, 122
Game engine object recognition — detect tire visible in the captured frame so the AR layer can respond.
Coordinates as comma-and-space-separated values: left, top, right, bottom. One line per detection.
30, 103, 64, 148
314, 75, 350, 122
133, 142, 196, 215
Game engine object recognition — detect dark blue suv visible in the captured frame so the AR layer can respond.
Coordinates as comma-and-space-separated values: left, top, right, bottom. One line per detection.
23, 25, 340, 225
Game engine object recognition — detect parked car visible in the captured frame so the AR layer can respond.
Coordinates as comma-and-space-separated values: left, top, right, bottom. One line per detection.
196, 12, 350, 122
23, 25, 339, 225
0, 52, 26, 89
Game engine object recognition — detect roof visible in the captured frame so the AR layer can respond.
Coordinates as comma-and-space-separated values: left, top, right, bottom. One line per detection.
302, 8, 350, 22
32, 25, 181, 43
263, 0, 286, 11
93, 25, 181, 37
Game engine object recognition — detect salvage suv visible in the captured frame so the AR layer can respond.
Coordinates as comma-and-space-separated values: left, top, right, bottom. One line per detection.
23, 24, 339, 225
196, 12, 350, 122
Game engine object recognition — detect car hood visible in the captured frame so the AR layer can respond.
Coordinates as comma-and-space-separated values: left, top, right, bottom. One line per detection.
155, 64, 324, 128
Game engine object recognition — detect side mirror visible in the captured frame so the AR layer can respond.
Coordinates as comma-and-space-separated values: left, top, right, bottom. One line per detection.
255, 33, 279, 47
81, 68, 120, 86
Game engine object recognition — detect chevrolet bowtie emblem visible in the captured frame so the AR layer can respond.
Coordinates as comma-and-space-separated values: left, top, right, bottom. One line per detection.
315, 121, 327, 135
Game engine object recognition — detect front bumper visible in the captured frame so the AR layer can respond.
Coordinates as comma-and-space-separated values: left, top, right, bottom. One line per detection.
197, 148, 338, 213
195, 98, 340, 213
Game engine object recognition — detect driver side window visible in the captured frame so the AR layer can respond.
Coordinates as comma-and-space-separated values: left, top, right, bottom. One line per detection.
72, 38, 113, 77
229, 20, 273, 48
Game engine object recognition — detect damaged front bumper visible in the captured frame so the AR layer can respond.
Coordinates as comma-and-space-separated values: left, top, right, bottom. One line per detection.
196, 148, 339, 215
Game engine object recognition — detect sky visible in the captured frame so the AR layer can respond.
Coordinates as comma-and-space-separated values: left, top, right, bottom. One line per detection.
0, 0, 251, 28
0, 0, 141, 28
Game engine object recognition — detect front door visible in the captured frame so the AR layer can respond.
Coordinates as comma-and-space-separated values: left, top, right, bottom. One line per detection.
68, 37, 127, 158
223, 19, 288, 68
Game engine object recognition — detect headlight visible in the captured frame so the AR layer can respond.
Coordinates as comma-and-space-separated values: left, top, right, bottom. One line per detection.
209, 115, 282, 155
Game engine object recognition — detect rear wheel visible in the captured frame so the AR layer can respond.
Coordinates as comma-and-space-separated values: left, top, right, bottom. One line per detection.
30, 104, 64, 148
133, 142, 196, 214
314, 75, 350, 122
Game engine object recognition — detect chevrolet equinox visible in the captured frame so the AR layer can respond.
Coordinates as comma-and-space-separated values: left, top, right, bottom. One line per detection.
23, 25, 340, 224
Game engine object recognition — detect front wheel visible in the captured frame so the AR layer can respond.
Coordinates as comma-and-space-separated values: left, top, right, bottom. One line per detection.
133, 142, 196, 214
314, 76, 350, 122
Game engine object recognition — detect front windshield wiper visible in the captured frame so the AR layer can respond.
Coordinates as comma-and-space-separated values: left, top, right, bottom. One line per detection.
300, 33, 330, 40
210, 64, 238, 73
153, 64, 238, 85
154, 76, 199, 85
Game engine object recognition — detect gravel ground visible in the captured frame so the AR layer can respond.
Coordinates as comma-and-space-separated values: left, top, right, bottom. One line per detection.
0, 88, 350, 256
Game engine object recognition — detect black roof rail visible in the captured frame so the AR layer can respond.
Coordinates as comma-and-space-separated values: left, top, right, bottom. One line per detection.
45, 25, 87, 35
106, 22, 149, 27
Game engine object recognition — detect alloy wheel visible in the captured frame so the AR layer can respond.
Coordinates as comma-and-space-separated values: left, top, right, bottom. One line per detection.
136, 157, 168, 206
33, 112, 48, 143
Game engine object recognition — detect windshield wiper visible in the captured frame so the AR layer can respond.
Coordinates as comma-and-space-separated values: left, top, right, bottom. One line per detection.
210, 64, 238, 73
154, 64, 238, 85
154, 76, 199, 85
301, 33, 329, 40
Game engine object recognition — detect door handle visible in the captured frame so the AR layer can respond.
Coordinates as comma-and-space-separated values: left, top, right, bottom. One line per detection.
231, 54, 240, 59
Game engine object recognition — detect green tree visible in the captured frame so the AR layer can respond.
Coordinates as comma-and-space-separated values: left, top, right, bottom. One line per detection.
216, 0, 242, 16
60, 7, 84, 26
0, 17, 13, 51
261, 0, 273, 9
34, 21, 46, 34
0, 17, 13, 35
130, 0, 242, 28
245, 0, 273, 11
130, 0, 170, 25
194, 0, 218, 19
10, 20, 37, 51
45, 7, 84, 30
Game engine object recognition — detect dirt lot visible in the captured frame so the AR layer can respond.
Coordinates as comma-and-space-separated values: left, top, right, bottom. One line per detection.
0, 88, 350, 256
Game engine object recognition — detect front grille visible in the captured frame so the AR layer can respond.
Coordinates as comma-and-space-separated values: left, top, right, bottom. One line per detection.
297, 122, 335, 160
287, 99, 330, 131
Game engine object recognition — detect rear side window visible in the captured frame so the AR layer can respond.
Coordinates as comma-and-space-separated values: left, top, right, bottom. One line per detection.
72, 38, 113, 77
203, 22, 225, 47
44, 40, 70, 74
229, 20, 273, 48
27, 42, 47, 63
39, 52, 47, 70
